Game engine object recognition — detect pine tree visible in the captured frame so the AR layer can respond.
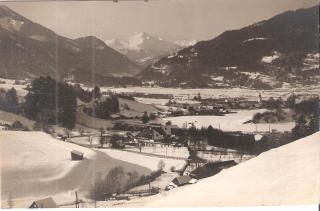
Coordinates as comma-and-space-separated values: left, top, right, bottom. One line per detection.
5, 87, 19, 113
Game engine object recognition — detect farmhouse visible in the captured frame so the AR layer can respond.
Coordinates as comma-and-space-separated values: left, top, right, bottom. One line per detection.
171, 175, 193, 187
71, 150, 83, 160
136, 127, 163, 141
29, 197, 58, 208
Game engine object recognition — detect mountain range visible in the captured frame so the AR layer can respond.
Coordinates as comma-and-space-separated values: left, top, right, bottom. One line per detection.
0, 5, 141, 85
0, 5, 318, 89
139, 6, 319, 88
106, 32, 182, 67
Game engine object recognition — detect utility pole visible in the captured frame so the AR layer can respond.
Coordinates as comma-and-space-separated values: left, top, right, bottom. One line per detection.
75, 191, 79, 208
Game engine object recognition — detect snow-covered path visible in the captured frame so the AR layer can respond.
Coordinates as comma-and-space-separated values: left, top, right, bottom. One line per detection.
148, 132, 320, 207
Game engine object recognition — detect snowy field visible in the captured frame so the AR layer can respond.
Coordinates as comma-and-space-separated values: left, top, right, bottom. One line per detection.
163, 109, 295, 133
134, 97, 200, 105
1, 77, 318, 102
0, 131, 96, 208
0, 78, 28, 96
126, 145, 189, 159
106, 85, 320, 101
1, 131, 150, 208
148, 132, 320, 207
98, 148, 186, 172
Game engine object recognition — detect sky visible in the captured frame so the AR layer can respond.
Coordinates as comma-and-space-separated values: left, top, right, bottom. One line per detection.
3, 0, 318, 42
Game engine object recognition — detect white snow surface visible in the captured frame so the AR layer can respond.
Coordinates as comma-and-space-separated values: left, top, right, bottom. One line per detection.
148, 132, 320, 207
134, 97, 200, 106
0, 17, 24, 32
106, 85, 320, 101
261, 52, 280, 63
98, 148, 186, 172
243, 37, 267, 43
163, 109, 295, 133
175, 40, 197, 47
29, 35, 48, 42
0, 131, 96, 207
1, 131, 95, 173
0, 78, 28, 96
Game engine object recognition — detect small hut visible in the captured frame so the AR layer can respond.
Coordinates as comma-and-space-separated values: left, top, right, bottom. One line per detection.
71, 150, 83, 160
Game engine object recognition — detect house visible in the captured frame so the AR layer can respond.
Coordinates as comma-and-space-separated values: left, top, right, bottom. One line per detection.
29, 197, 58, 208
153, 127, 166, 140
189, 160, 237, 180
137, 127, 163, 141
171, 175, 193, 187
71, 150, 83, 160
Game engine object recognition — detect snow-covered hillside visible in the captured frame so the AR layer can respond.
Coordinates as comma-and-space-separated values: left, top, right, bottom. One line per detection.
148, 132, 320, 207
0, 131, 96, 207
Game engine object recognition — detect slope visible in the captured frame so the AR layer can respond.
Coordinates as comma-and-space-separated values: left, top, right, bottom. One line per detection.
148, 132, 320, 207
140, 6, 319, 88
0, 5, 141, 83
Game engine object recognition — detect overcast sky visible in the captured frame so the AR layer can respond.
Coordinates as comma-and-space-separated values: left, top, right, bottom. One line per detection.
3, 0, 318, 42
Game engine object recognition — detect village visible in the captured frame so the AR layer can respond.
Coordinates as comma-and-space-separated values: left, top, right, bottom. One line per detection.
0, 1, 319, 208
1, 75, 318, 208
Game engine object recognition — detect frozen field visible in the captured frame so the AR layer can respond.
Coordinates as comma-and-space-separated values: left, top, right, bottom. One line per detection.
163, 109, 295, 133
148, 132, 320, 207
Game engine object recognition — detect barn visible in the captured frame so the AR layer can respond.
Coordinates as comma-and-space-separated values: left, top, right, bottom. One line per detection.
71, 150, 83, 160
29, 197, 58, 208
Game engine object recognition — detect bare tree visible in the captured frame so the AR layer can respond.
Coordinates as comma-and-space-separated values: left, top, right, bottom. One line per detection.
106, 166, 125, 194
125, 171, 139, 190
158, 160, 166, 171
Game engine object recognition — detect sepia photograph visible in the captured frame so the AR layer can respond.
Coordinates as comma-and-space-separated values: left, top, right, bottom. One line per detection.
0, 0, 319, 209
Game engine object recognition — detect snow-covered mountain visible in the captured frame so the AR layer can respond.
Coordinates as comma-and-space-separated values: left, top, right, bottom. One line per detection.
107, 32, 181, 67
139, 6, 319, 88
174, 39, 198, 47
0, 5, 141, 84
